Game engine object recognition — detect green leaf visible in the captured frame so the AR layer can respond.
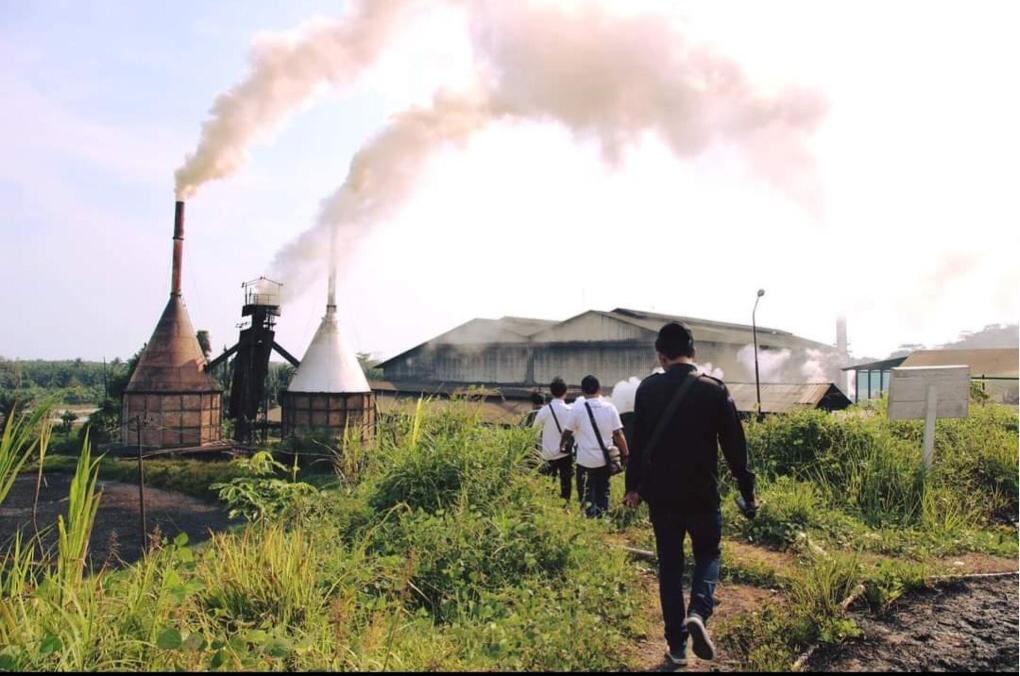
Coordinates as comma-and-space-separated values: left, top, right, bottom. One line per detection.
173, 532, 189, 547
0, 654, 17, 671
209, 650, 225, 669
156, 628, 183, 650
39, 634, 62, 656
266, 638, 291, 658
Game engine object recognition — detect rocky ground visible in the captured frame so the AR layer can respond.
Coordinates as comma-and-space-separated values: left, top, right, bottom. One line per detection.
808, 573, 1019, 672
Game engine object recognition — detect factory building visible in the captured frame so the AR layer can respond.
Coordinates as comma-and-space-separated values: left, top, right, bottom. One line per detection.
378, 308, 844, 391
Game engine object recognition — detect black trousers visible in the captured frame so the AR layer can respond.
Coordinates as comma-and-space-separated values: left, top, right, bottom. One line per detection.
547, 456, 573, 501
648, 506, 722, 653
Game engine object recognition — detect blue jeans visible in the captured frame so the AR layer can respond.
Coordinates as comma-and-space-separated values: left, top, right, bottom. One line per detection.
649, 506, 722, 654
576, 465, 610, 518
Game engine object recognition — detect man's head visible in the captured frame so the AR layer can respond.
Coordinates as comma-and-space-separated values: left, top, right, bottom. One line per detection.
655, 322, 696, 367
550, 377, 567, 399
530, 391, 545, 408
581, 375, 600, 396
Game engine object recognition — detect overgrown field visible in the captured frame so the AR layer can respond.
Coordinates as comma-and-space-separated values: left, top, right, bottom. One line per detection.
0, 396, 1017, 672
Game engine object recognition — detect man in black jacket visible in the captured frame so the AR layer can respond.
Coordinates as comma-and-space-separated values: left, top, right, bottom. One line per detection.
623, 322, 757, 668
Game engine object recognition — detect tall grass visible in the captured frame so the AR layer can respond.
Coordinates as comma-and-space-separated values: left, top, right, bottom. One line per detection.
0, 403, 52, 506
0, 398, 641, 672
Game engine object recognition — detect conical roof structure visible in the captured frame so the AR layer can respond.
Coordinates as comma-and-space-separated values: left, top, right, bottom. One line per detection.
288, 273, 370, 394
125, 296, 219, 393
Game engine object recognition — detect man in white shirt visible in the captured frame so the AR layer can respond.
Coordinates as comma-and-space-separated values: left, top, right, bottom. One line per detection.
560, 375, 630, 517
532, 377, 574, 501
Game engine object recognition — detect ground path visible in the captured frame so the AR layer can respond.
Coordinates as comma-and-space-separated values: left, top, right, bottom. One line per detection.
622, 535, 1018, 672
0, 473, 234, 567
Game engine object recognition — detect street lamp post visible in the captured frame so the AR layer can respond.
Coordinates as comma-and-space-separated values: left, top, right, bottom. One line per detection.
752, 289, 765, 422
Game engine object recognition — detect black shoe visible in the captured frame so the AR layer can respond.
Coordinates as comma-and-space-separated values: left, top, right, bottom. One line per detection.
683, 613, 716, 661
663, 649, 687, 670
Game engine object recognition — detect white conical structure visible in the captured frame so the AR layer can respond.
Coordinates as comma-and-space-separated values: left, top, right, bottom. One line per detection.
287, 269, 370, 393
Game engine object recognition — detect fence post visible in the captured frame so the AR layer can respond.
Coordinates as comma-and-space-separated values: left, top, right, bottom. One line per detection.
922, 384, 937, 471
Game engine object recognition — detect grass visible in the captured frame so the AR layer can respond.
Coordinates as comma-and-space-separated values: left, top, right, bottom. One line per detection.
1, 394, 1016, 672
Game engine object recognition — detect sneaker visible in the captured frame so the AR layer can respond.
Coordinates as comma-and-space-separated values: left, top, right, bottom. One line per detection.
683, 613, 716, 661
663, 649, 687, 669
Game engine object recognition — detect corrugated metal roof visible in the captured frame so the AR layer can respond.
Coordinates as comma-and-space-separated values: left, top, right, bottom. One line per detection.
901, 348, 1018, 378
726, 382, 851, 413
841, 356, 907, 372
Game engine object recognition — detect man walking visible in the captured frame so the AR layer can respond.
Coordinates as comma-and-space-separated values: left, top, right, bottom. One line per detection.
624, 323, 757, 668
532, 377, 574, 501
560, 375, 629, 517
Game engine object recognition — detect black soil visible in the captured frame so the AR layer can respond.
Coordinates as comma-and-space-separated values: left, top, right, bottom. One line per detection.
808, 574, 1020, 672
0, 473, 234, 568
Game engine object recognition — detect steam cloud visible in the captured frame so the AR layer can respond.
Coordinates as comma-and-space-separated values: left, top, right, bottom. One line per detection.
611, 376, 641, 414
174, 0, 420, 199
176, 0, 826, 295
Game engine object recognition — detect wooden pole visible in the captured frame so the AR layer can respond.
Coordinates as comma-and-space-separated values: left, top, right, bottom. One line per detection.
136, 416, 147, 551
922, 384, 937, 471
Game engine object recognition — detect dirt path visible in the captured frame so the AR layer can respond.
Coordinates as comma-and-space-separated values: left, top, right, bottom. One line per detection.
625, 566, 784, 672
807, 574, 1020, 672
0, 473, 234, 568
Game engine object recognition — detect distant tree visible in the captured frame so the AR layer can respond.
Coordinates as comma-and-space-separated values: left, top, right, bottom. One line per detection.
357, 353, 384, 380
196, 330, 212, 360
59, 409, 79, 434
265, 362, 296, 408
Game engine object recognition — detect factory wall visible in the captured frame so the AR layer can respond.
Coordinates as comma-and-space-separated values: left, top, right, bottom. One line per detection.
381, 339, 804, 387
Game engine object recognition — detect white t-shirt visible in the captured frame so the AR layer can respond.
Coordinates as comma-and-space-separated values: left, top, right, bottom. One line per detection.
532, 398, 572, 461
564, 396, 623, 468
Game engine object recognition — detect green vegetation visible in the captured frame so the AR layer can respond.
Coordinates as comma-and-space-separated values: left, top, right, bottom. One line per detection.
1, 400, 642, 671
1, 393, 1016, 672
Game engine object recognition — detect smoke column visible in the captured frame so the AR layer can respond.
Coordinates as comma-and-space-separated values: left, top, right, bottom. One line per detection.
271, 90, 495, 298
266, 0, 826, 296
174, 0, 421, 199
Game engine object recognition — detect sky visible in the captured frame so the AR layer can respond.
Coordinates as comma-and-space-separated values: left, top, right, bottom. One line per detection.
1, 0, 1017, 365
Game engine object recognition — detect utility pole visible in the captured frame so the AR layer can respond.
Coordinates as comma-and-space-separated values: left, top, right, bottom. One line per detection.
752, 289, 765, 422
135, 416, 147, 552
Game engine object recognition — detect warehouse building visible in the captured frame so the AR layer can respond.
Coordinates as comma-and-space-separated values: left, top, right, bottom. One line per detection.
378, 307, 843, 392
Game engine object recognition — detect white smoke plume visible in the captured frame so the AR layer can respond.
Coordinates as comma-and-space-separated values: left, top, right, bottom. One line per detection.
265, 0, 826, 297
611, 376, 641, 414
737, 344, 791, 382
174, 0, 421, 199
698, 362, 725, 379
800, 348, 844, 384
271, 90, 497, 299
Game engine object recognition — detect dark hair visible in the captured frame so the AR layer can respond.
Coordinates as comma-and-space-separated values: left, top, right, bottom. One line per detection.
580, 375, 600, 395
550, 377, 567, 398
530, 391, 545, 407
655, 322, 695, 359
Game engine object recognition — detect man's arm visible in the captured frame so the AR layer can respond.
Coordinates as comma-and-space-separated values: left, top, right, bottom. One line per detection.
532, 405, 548, 429
624, 387, 647, 498
612, 429, 630, 461
717, 385, 756, 505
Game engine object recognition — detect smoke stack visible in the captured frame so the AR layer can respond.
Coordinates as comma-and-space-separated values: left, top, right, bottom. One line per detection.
836, 316, 848, 357
327, 265, 337, 314
171, 201, 185, 297
836, 316, 849, 393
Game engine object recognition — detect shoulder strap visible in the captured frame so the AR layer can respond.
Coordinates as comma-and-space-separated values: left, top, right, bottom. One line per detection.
547, 402, 563, 434
584, 401, 613, 466
644, 373, 698, 462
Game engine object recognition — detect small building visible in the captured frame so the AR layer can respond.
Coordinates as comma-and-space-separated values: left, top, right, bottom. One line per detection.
727, 382, 852, 414
843, 348, 1019, 404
